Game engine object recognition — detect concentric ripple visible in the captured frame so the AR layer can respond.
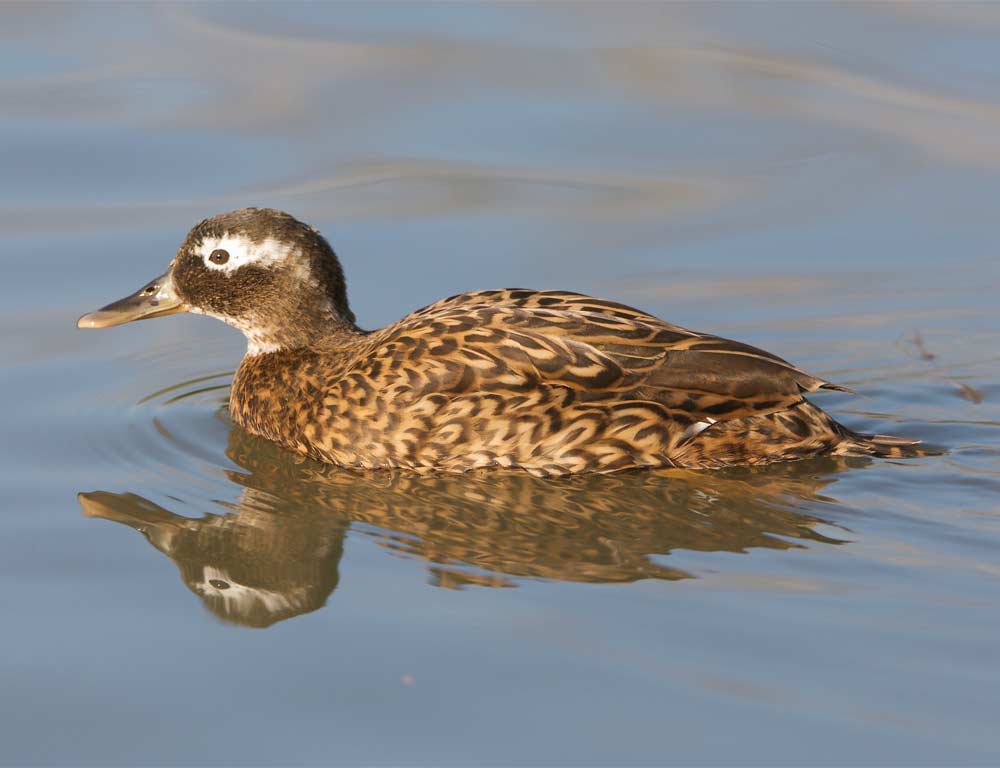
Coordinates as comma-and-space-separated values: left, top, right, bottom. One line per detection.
67, 328, 243, 496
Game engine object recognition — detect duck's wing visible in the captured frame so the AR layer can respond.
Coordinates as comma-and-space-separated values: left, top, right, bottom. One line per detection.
382, 290, 849, 426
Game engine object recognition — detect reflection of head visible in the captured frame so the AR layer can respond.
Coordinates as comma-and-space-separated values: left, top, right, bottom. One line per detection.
167, 507, 344, 627
189, 565, 318, 628
79, 492, 346, 628
81, 425, 855, 628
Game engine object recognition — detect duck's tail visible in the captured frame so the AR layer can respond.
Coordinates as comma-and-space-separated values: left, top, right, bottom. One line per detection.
670, 399, 936, 467
835, 431, 934, 459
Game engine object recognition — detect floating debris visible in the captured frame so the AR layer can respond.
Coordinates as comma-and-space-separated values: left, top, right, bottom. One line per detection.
952, 381, 985, 404
906, 331, 937, 361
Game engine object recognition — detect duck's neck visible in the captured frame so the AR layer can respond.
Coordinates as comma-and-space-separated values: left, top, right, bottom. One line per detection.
229, 331, 367, 454
238, 301, 366, 358
242, 321, 364, 357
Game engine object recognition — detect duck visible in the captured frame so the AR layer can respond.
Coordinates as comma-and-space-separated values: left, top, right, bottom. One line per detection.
78, 207, 927, 475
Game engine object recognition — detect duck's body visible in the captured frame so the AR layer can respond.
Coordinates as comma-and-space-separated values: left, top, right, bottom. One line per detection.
230, 287, 921, 475
80, 208, 927, 474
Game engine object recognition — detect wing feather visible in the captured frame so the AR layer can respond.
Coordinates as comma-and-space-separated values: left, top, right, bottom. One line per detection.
378, 289, 847, 426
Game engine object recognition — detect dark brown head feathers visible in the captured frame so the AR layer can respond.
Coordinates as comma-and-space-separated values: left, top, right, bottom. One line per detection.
170, 208, 356, 351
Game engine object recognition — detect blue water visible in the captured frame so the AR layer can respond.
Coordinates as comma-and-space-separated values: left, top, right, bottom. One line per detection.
1, 3, 999, 765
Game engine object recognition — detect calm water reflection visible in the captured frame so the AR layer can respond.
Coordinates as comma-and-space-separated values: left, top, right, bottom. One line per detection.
4, 2, 1000, 765
81, 425, 851, 627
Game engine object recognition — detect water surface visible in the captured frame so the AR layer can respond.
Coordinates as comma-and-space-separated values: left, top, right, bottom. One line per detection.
2, 3, 1000, 765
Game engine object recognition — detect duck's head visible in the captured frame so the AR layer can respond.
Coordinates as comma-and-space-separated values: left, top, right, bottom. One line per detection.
78, 207, 356, 353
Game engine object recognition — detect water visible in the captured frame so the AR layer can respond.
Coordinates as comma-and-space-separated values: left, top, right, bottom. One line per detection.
2, 3, 1000, 765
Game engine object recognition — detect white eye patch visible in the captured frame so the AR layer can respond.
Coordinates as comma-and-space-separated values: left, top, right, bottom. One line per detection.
194, 233, 294, 275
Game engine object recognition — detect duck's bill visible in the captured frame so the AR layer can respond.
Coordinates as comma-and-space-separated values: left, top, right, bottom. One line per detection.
78, 491, 184, 554
77, 271, 187, 329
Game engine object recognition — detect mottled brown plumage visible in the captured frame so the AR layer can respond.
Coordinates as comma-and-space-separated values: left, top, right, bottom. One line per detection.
79, 207, 929, 474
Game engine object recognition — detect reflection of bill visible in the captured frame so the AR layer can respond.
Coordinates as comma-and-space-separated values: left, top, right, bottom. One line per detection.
80, 425, 853, 629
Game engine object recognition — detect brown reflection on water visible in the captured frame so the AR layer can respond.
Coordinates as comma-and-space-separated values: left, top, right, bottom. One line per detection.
79, 425, 853, 628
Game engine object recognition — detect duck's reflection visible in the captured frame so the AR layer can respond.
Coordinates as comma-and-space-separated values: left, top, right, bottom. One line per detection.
79, 425, 857, 628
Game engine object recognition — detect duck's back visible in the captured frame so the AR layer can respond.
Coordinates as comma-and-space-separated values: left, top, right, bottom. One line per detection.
230, 289, 923, 474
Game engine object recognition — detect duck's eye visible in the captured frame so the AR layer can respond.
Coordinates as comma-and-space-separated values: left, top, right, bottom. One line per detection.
208, 579, 230, 590
209, 249, 230, 265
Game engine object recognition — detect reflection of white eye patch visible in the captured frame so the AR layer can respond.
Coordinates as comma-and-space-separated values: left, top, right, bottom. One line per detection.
195, 234, 294, 275
195, 565, 298, 615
